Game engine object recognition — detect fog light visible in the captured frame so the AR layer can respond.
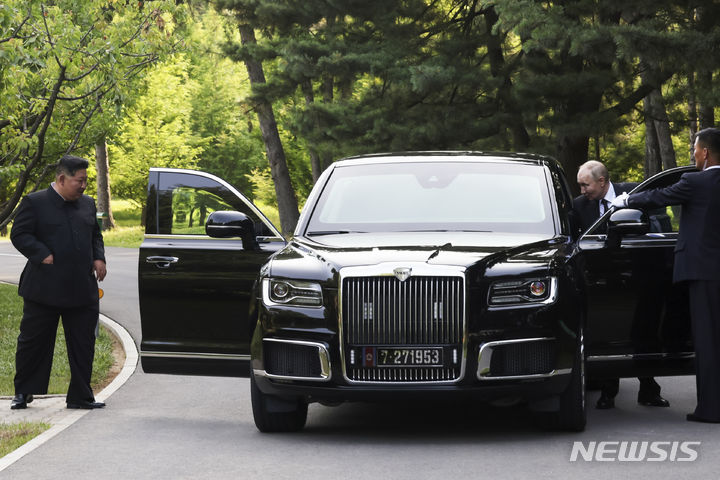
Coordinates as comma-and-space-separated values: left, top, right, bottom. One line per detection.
529, 281, 546, 297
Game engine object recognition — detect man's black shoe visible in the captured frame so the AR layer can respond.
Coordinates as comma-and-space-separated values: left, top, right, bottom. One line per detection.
638, 394, 670, 407
10, 394, 33, 410
686, 413, 720, 423
67, 400, 105, 409
595, 394, 615, 409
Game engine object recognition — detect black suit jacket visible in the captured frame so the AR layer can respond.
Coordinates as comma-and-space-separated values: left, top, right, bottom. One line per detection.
572, 182, 637, 232
628, 169, 720, 283
11, 186, 105, 307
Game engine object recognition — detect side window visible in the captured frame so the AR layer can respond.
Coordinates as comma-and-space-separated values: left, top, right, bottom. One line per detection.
156, 171, 277, 237
171, 188, 234, 235
586, 169, 688, 236
634, 169, 687, 234
648, 205, 680, 233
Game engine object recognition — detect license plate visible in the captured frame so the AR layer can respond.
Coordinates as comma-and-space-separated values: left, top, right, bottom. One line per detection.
375, 347, 443, 366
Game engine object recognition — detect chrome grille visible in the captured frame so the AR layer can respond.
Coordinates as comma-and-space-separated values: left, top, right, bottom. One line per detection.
342, 275, 464, 382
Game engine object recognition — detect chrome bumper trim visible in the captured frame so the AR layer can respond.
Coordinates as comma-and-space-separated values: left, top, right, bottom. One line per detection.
259, 338, 332, 382
477, 337, 568, 380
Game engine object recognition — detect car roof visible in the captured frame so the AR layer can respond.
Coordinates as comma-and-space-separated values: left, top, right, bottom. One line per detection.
334, 151, 557, 167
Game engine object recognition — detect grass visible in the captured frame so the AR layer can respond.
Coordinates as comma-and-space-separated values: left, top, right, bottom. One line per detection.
101, 199, 144, 248
0, 422, 51, 458
0, 283, 114, 396
101, 225, 144, 248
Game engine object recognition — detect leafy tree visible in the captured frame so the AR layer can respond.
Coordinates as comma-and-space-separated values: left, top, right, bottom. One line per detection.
0, 0, 184, 230
210, 0, 720, 199
186, 8, 268, 196
109, 55, 205, 205
479, 0, 720, 190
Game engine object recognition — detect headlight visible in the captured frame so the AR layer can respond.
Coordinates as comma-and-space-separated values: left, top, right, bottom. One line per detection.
262, 278, 323, 307
488, 277, 556, 307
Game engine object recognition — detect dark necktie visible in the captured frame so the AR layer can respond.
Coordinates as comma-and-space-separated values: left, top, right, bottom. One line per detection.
600, 199, 609, 216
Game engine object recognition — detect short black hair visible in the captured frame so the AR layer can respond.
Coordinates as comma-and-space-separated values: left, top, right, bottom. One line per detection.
56, 155, 89, 177
695, 128, 720, 156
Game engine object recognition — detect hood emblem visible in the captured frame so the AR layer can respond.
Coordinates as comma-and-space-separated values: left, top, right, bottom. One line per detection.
393, 267, 412, 282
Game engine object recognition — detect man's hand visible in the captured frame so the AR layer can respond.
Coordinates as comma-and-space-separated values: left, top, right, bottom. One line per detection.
611, 192, 629, 209
41, 254, 54, 264
93, 260, 107, 281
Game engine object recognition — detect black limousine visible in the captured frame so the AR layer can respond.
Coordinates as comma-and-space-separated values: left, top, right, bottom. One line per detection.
139, 152, 695, 432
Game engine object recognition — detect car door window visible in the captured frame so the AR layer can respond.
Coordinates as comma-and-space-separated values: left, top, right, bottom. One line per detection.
584, 168, 692, 236
154, 170, 280, 238
171, 187, 234, 235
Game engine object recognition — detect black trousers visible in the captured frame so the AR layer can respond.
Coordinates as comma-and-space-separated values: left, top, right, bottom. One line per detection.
600, 377, 661, 399
14, 299, 99, 404
688, 280, 720, 421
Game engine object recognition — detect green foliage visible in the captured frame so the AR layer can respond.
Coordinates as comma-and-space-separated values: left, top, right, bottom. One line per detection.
0, 0, 185, 227
99, 199, 142, 247
109, 55, 205, 203
108, 8, 305, 207
101, 226, 144, 248
212, 0, 720, 197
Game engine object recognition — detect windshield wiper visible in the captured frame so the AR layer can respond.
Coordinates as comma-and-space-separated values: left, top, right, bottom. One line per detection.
403, 229, 493, 233
306, 230, 365, 236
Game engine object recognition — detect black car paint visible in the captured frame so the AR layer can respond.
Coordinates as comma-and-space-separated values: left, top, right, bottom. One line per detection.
138, 153, 695, 428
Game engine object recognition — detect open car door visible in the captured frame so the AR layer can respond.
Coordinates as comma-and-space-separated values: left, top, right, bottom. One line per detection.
139, 168, 286, 377
579, 166, 694, 380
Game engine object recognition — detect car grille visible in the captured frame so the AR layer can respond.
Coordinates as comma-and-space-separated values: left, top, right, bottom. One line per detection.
342, 275, 464, 382
488, 341, 555, 377
264, 342, 323, 378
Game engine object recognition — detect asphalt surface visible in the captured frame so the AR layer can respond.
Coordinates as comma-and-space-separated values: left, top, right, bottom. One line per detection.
1, 240, 718, 479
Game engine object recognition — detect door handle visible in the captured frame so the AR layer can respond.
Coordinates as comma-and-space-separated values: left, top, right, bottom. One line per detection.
146, 256, 179, 269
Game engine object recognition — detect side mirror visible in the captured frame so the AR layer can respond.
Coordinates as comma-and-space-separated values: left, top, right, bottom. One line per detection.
206, 211, 258, 250
607, 208, 650, 236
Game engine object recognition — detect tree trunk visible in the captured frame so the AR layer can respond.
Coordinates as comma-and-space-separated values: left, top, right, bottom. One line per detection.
644, 89, 678, 179
650, 90, 677, 172
484, 6, 530, 150
557, 135, 589, 196
301, 80, 324, 183
238, 24, 299, 236
644, 97, 662, 179
95, 137, 116, 230
698, 73, 715, 129
688, 72, 698, 163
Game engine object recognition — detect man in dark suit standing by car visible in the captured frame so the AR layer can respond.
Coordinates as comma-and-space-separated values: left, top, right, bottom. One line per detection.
10, 155, 107, 410
613, 128, 720, 423
573, 160, 669, 410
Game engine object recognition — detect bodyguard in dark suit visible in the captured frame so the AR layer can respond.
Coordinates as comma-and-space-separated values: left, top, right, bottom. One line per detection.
10, 155, 107, 410
573, 160, 669, 409
613, 128, 720, 423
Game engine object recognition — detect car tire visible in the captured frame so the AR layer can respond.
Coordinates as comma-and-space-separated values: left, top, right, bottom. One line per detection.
536, 330, 586, 432
250, 374, 308, 432
554, 329, 586, 432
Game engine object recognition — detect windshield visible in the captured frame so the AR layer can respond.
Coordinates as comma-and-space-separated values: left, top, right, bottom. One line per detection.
305, 161, 556, 235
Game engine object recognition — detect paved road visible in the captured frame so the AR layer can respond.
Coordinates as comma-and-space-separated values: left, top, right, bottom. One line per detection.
0, 240, 717, 479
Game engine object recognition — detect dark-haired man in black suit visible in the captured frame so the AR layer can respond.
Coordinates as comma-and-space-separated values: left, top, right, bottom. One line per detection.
10, 155, 107, 410
613, 128, 720, 423
573, 160, 669, 410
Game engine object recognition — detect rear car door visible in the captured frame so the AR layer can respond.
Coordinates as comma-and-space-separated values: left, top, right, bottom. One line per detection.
579, 167, 694, 379
139, 168, 286, 377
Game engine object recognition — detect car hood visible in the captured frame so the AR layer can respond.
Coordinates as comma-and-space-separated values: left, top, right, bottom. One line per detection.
269, 232, 564, 281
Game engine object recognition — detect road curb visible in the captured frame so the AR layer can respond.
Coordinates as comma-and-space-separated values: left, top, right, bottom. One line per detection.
0, 313, 138, 472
